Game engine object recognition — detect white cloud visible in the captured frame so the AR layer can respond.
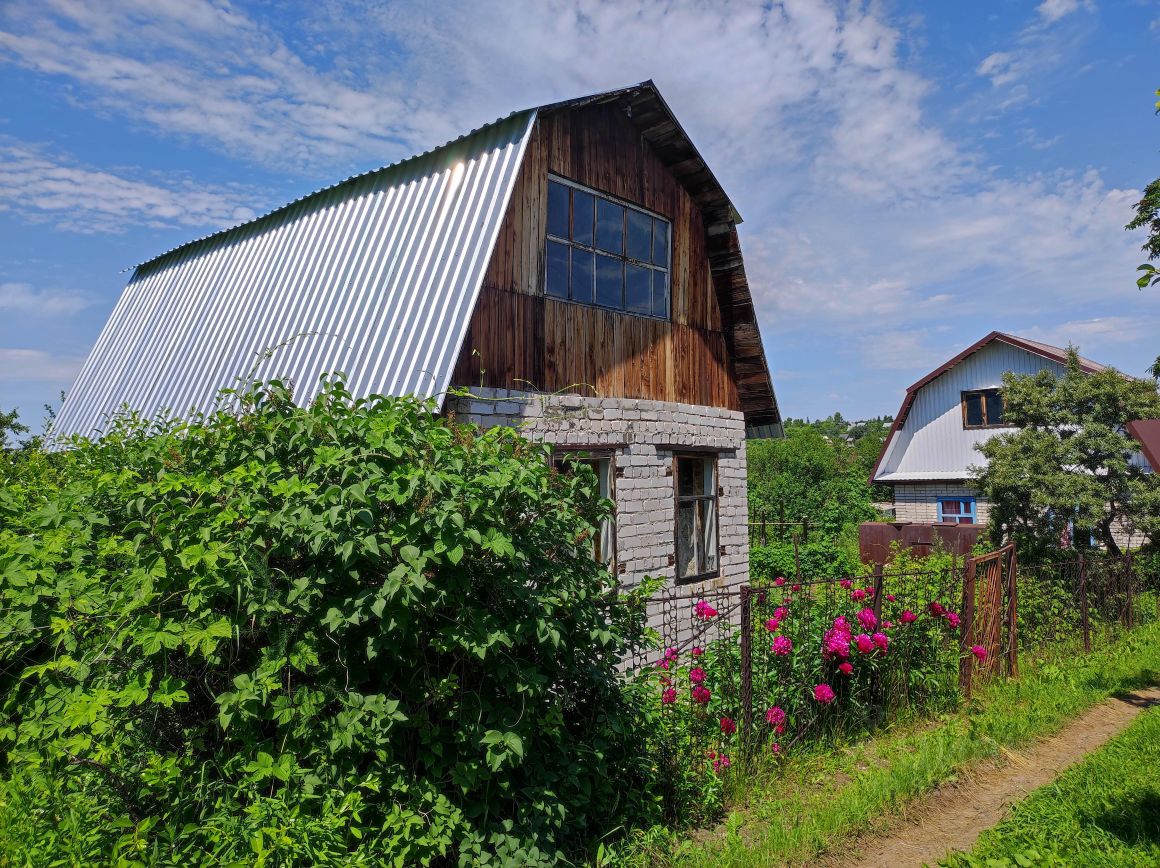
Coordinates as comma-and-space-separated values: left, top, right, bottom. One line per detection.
0, 141, 258, 232
1037, 0, 1094, 25
0, 281, 97, 315
0, 348, 84, 382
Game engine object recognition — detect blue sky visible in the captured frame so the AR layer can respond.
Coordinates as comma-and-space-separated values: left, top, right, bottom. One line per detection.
1, 0, 1158, 431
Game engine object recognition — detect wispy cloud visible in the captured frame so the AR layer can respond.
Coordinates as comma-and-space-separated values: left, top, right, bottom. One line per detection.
0, 348, 85, 382
0, 140, 258, 232
0, 281, 98, 315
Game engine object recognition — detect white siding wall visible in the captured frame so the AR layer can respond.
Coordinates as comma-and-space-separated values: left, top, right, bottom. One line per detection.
876, 342, 1066, 481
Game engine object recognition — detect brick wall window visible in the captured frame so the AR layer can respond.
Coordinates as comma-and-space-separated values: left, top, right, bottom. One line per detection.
553, 450, 616, 567
938, 497, 977, 524
675, 454, 719, 582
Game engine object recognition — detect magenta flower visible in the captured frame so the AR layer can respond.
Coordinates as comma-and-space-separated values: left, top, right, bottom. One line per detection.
765, 617, 781, 632
971, 645, 987, 662
822, 627, 851, 660
886, 594, 896, 602
692, 646, 704, 657
792, 583, 802, 592
946, 612, 961, 629
712, 753, 731, 773
840, 579, 853, 589
765, 705, 786, 728
720, 716, 737, 735
901, 609, 918, 624
929, 601, 946, 617
692, 685, 712, 704
872, 632, 889, 652
851, 588, 867, 602
882, 620, 893, 629
774, 606, 789, 621
771, 741, 782, 755
694, 600, 719, 619
661, 687, 677, 704
772, 635, 793, 656
814, 683, 836, 704
838, 661, 854, 675
857, 608, 878, 630
774, 576, 786, 587
689, 667, 706, 684
854, 633, 875, 654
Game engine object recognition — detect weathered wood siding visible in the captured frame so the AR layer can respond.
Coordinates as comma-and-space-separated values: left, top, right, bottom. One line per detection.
451, 102, 739, 410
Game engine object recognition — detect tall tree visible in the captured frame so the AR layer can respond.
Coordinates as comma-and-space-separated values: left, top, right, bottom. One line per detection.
974, 350, 1160, 558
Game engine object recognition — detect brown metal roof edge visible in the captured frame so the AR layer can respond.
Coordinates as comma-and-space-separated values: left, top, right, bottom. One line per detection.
868, 331, 1112, 484
1126, 419, 1160, 471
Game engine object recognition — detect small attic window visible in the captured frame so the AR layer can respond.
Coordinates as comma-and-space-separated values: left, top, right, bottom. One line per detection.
962, 389, 1005, 429
544, 176, 670, 319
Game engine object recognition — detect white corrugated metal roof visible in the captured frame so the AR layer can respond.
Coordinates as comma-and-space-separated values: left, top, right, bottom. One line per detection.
52, 110, 536, 441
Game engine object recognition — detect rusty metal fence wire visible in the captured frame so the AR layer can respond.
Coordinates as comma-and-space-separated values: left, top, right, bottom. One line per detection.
626, 547, 1158, 806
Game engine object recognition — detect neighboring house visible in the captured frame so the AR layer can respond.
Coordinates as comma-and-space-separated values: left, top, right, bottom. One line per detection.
52, 81, 780, 608
870, 331, 1116, 528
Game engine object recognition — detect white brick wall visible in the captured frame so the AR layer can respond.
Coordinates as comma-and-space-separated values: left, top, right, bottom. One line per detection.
892, 482, 992, 525
445, 388, 750, 634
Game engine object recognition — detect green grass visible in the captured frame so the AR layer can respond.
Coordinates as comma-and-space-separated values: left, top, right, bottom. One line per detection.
604, 621, 1160, 867
943, 705, 1160, 867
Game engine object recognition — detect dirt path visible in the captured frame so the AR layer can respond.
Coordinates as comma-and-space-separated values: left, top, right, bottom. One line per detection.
843, 687, 1160, 868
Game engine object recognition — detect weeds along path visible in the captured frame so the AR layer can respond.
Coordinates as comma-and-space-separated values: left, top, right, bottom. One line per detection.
843, 686, 1160, 868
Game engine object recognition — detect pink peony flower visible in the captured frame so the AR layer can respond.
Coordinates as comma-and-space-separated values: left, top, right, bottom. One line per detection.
694, 600, 719, 620
770, 741, 782, 755
720, 716, 737, 735
692, 646, 704, 657
886, 594, 896, 602
661, 687, 677, 704
772, 635, 793, 656
851, 588, 867, 602
838, 661, 854, 675
882, 620, 893, 630
901, 609, 917, 624
712, 753, 731, 772
840, 579, 853, 589
822, 627, 851, 660
833, 616, 850, 631
971, 645, 987, 662
872, 632, 889, 652
946, 612, 961, 629
765, 705, 786, 728
692, 684, 712, 704
792, 583, 802, 592
814, 683, 836, 704
689, 667, 706, 684
929, 602, 946, 617
857, 608, 878, 630
774, 606, 789, 621
854, 633, 875, 654
765, 617, 781, 632
774, 576, 786, 587
664, 646, 678, 660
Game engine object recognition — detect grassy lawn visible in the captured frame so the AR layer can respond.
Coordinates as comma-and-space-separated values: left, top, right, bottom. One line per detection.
607, 621, 1160, 867
943, 704, 1160, 867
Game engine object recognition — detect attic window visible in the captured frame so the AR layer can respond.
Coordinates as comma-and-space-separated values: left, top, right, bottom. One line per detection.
961, 389, 1005, 429
544, 176, 670, 319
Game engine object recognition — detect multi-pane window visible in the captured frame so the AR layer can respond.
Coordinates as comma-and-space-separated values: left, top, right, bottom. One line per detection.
961, 389, 1005, 429
675, 455, 718, 582
938, 497, 977, 525
545, 177, 670, 319
553, 452, 616, 568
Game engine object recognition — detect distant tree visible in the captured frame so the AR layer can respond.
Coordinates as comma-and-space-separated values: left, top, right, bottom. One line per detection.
1126, 88, 1160, 292
974, 349, 1160, 558
0, 407, 29, 451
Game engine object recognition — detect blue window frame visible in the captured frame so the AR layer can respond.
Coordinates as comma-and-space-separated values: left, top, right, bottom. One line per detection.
938, 497, 977, 525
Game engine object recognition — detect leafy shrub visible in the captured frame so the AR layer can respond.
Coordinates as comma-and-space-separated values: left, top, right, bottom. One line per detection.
0, 378, 657, 865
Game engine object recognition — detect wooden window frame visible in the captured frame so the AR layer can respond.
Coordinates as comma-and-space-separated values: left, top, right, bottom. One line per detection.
552, 448, 618, 570
544, 174, 671, 320
673, 453, 720, 584
937, 497, 977, 525
961, 388, 1006, 429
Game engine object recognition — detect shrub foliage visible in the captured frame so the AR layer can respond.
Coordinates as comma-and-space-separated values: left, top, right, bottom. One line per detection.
0, 379, 656, 865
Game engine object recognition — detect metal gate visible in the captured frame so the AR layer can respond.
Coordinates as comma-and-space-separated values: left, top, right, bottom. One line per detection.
960, 544, 1017, 696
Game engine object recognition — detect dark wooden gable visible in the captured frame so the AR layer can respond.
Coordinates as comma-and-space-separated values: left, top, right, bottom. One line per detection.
451, 84, 778, 428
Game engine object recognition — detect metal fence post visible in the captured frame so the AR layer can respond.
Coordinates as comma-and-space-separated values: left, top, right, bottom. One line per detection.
739, 585, 754, 759
1079, 552, 1091, 653
1125, 550, 1135, 630
960, 556, 977, 698
1003, 546, 1018, 677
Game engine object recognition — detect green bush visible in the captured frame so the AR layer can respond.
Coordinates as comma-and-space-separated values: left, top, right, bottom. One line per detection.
0, 378, 657, 865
